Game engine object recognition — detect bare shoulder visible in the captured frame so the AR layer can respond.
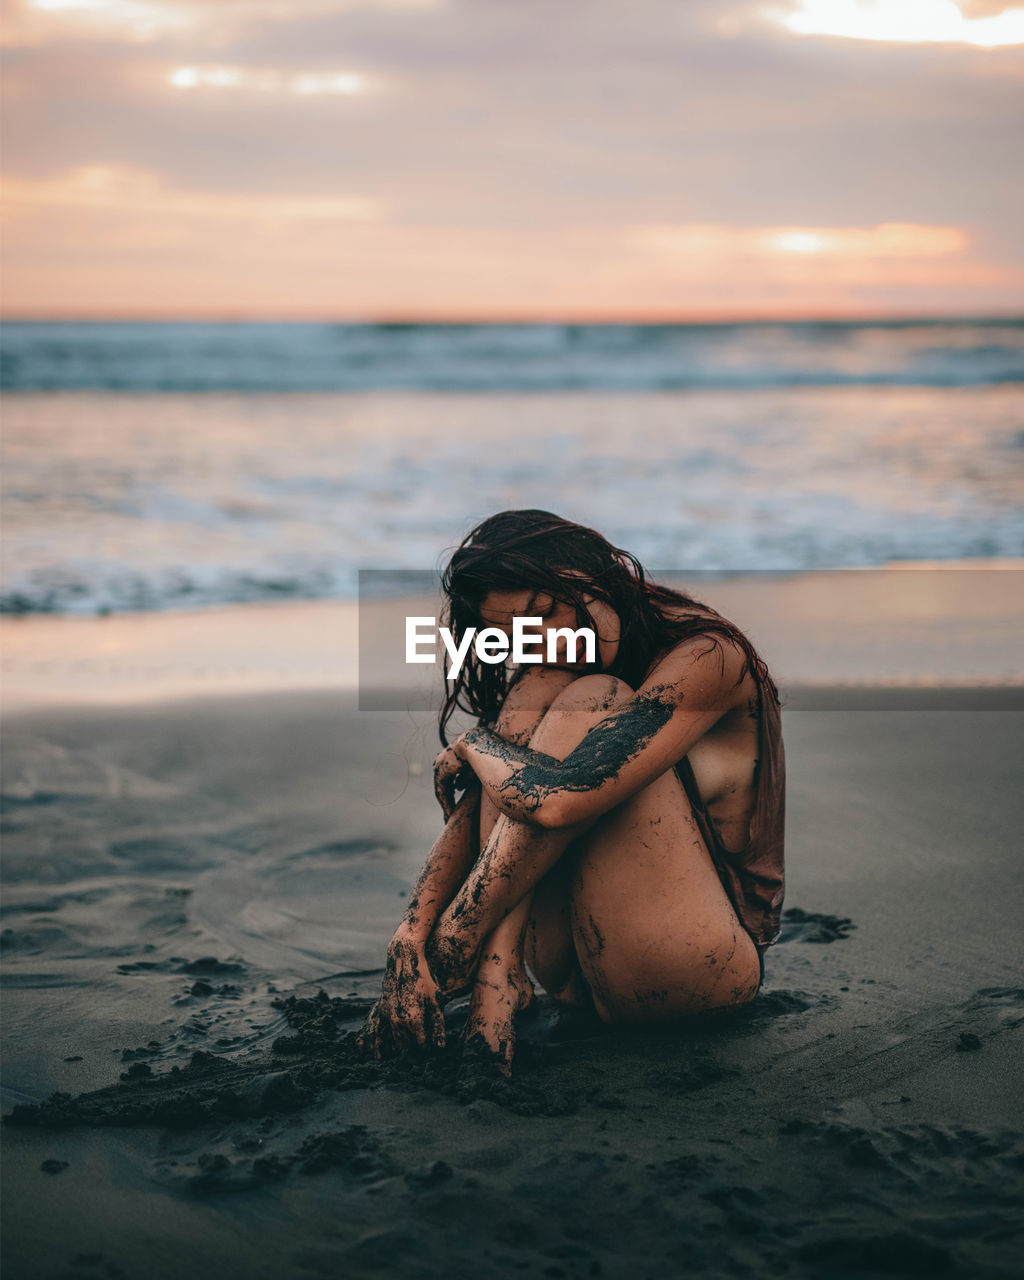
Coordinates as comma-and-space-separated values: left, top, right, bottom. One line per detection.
641, 623, 754, 718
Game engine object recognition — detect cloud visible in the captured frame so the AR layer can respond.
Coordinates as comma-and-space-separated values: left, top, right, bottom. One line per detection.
1, 0, 201, 46
168, 65, 373, 95
633, 222, 970, 262
3, 185, 1019, 318
0, 0, 442, 48
619, 221, 1016, 308
1, 162, 384, 222
769, 0, 1024, 48
1, 0, 1021, 315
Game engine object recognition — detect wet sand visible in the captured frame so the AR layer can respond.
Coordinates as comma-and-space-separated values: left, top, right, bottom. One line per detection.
3, 564, 1023, 713
3, 678, 1023, 1279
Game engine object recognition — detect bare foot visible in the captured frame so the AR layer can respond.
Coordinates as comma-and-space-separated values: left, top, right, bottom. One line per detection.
462, 950, 535, 1077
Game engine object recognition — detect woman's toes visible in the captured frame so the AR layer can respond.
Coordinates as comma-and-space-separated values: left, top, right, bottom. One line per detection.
465, 980, 521, 1072
462, 1023, 514, 1077
460, 1029, 514, 1082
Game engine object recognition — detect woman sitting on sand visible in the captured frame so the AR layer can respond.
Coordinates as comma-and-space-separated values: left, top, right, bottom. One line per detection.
359, 510, 785, 1074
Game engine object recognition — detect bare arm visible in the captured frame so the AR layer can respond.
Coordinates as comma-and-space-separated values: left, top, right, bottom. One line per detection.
358, 784, 481, 1057
454, 637, 746, 829
396, 784, 481, 946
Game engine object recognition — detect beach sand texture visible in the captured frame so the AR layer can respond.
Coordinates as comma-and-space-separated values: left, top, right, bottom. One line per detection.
2, 585, 1023, 1279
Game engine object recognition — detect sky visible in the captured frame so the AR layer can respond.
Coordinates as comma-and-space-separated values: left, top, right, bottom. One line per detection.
1, 0, 1022, 319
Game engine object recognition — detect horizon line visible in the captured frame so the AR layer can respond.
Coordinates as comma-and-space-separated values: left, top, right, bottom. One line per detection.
2, 309, 1023, 326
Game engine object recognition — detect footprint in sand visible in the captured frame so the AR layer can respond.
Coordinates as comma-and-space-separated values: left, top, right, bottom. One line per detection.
778, 907, 856, 944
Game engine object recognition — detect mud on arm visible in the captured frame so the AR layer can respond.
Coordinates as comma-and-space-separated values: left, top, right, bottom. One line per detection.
453, 643, 744, 830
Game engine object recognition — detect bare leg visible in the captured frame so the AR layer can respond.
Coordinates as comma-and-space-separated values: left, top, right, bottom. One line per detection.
461, 758, 593, 1069
454, 669, 581, 1071
567, 760, 761, 1023
525, 855, 593, 1008
461, 895, 536, 1074
462, 851, 594, 1076
428, 671, 762, 1030
425, 672, 615, 997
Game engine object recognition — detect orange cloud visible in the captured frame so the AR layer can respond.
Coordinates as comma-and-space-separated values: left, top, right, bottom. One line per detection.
2, 186, 1020, 319
634, 222, 969, 262
627, 221, 1012, 303
1, 163, 385, 224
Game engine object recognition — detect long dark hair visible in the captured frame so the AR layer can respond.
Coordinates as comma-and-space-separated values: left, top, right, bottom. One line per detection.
438, 509, 779, 746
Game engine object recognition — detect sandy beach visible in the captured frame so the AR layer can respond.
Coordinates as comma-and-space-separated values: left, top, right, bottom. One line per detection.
5, 0, 1024, 1265
2, 574, 1023, 1279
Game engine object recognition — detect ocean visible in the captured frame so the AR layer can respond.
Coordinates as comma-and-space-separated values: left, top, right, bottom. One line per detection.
1, 319, 1022, 615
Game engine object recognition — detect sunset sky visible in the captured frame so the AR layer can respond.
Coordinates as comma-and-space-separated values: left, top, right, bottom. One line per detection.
1, 0, 1022, 319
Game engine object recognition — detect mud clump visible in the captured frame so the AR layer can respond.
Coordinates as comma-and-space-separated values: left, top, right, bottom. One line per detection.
3, 987, 580, 1132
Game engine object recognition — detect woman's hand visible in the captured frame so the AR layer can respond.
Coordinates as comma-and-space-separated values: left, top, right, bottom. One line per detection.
356, 929, 448, 1059
433, 734, 477, 821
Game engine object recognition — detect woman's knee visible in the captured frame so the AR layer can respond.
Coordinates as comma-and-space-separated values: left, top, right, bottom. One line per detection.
494, 666, 582, 743
525, 673, 636, 762
546, 673, 635, 717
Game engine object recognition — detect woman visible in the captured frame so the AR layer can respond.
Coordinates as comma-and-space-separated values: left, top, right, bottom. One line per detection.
359, 510, 785, 1073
